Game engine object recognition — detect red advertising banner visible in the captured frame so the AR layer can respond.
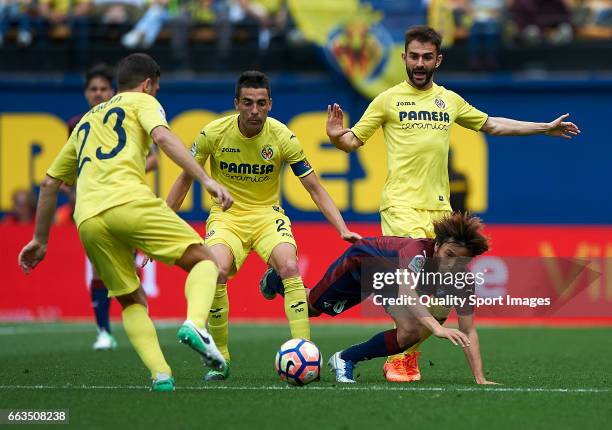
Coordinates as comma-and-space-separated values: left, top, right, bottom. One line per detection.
3, 223, 612, 323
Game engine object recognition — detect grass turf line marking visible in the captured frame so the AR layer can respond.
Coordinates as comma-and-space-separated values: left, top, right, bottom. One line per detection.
0, 385, 610, 394
0, 323, 181, 336
0, 326, 93, 335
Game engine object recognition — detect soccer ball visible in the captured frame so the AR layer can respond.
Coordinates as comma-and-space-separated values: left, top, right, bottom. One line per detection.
275, 338, 321, 386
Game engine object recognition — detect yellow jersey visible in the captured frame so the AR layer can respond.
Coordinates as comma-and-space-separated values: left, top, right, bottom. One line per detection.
47, 92, 168, 226
192, 114, 313, 212
351, 81, 488, 212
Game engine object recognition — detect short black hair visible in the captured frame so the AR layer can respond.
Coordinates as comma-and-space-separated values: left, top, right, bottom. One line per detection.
85, 63, 114, 89
116, 53, 161, 91
404, 25, 442, 54
235, 71, 270, 99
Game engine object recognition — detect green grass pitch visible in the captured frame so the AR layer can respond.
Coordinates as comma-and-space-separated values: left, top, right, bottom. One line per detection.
1, 323, 611, 429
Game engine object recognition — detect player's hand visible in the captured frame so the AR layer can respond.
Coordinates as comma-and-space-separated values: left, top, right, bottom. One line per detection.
432, 327, 471, 348
203, 178, 233, 211
326, 103, 352, 140
545, 113, 580, 139
340, 230, 362, 243
18, 239, 47, 274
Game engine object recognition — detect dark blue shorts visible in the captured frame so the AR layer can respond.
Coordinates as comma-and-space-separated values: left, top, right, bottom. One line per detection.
308, 242, 376, 316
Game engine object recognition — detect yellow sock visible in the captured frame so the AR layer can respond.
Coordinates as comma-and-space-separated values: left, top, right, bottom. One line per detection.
208, 283, 230, 361
122, 304, 171, 378
185, 259, 218, 329
386, 331, 432, 362
283, 276, 310, 340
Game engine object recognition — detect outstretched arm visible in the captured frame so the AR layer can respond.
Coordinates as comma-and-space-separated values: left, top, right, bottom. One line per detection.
388, 281, 471, 348
326, 103, 364, 153
458, 314, 499, 384
151, 126, 233, 211
299, 172, 362, 243
417, 314, 471, 348
18, 175, 62, 274
481, 113, 580, 139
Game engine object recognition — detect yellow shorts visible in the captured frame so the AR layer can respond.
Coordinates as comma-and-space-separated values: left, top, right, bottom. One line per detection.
205, 206, 296, 276
78, 198, 203, 297
380, 207, 451, 239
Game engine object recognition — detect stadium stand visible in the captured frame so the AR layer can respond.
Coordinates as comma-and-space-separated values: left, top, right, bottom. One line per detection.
0, 0, 610, 72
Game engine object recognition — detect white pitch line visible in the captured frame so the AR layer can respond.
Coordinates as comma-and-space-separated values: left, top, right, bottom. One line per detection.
0, 327, 90, 336
0, 323, 179, 336
0, 385, 609, 394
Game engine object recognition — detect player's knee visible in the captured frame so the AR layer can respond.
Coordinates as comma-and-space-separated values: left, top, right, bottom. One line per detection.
396, 325, 421, 349
216, 264, 231, 283
116, 287, 147, 309
176, 244, 217, 272
276, 258, 300, 279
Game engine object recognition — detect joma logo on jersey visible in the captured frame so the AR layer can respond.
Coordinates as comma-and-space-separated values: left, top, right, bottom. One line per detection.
222, 147, 241, 153
399, 110, 450, 123
396, 101, 416, 107
220, 161, 274, 174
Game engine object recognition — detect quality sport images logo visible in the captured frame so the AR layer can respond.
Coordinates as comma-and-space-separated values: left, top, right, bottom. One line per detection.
358, 256, 603, 318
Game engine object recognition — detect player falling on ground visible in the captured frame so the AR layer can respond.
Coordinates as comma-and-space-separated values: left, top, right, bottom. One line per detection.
326, 25, 580, 382
63, 63, 160, 351
18, 53, 234, 391
167, 71, 361, 381
261, 212, 497, 384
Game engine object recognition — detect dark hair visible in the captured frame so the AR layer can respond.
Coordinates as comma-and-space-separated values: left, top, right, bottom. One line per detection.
404, 25, 442, 54
85, 64, 114, 89
116, 53, 161, 91
235, 71, 270, 99
433, 212, 490, 257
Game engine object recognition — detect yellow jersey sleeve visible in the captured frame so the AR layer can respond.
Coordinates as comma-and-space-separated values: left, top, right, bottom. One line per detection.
351, 91, 387, 144
281, 131, 313, 178
451, 92, 488, 131
191, 128, 215, 167
136, 96, 169, 135
47, 132, 78, 185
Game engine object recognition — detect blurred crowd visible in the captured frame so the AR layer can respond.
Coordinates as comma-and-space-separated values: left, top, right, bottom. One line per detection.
0, 0, 610, 68
451, 0, 612, 68
0, 0, 290, 67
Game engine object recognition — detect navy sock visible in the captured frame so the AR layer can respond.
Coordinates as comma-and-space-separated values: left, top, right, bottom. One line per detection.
341, 329, 402, 363
90, 280, 111, 333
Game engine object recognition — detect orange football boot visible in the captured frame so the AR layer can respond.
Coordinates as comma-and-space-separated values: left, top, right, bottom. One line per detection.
383, 351, 422, 382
